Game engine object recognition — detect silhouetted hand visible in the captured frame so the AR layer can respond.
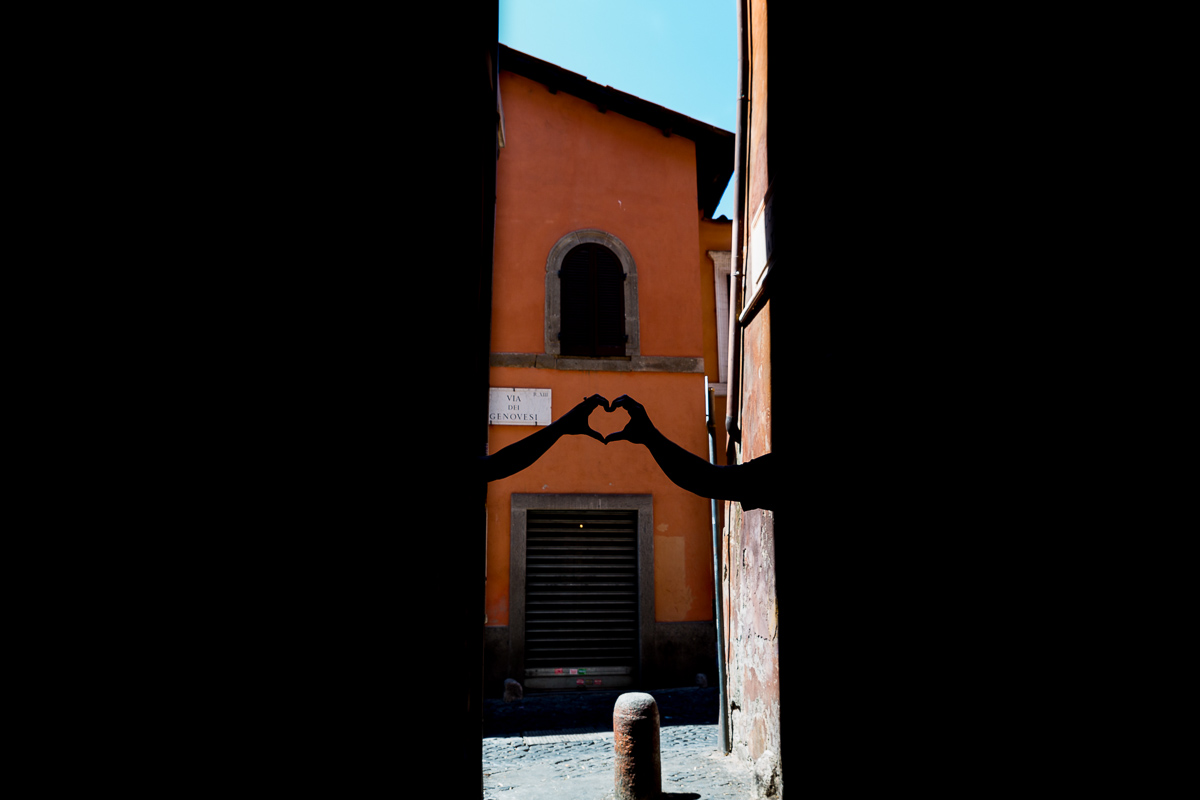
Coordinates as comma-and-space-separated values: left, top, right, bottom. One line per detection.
480, 394, 611, 482
604, 395, 657, 445
557, 394, 611, 443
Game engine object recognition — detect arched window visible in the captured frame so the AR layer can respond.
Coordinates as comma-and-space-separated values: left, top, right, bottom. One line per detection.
559, 243, 625, 356
545, 230, 640, 359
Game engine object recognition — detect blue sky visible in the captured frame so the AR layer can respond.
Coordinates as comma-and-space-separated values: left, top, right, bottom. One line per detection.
499, 0, 737, 219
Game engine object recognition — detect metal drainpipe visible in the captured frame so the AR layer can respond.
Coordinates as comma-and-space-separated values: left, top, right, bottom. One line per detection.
725, 0, 749, 462
706, 378, 730, 754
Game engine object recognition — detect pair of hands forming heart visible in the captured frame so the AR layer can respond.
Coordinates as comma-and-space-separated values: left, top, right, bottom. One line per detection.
560, 394, 654, 445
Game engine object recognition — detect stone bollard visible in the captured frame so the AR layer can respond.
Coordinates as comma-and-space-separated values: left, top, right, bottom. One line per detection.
613, 692, 662, 800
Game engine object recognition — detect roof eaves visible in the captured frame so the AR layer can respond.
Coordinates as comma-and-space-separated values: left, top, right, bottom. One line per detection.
498, 44, 734, 216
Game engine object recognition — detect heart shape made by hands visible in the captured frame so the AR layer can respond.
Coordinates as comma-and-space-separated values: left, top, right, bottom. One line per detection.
588, 403, 629, 440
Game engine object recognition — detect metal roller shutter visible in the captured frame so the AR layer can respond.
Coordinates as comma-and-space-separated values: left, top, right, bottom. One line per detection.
523, 508, 638, 690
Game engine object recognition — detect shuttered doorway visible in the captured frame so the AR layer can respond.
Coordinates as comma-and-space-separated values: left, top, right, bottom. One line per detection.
523, 509, 638, 691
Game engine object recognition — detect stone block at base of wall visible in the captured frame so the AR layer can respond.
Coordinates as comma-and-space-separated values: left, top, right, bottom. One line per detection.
484, 626, 511, 698
483, 621, 716, 697
650, 621, 717, 690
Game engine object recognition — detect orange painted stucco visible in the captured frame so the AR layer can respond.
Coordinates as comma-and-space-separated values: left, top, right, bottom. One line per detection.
486, 68, 719, 630
491, 71, 703, 358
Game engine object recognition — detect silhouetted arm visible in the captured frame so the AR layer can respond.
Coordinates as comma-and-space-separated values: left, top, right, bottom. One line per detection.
605, 395, 756, 502
480, 394, 609, 482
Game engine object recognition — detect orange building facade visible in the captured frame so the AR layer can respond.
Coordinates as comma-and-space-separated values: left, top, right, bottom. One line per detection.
483, 46, 732, 696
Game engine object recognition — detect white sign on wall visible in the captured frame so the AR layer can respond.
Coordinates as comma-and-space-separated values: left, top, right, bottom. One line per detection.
489, 388, 552, 426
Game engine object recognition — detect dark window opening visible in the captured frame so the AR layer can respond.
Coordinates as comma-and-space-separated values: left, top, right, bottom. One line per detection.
560, 243, 626, 357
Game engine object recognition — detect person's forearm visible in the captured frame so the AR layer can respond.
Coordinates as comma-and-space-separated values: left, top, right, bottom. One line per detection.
641, 427, 735, 500
481, 421, 567, 483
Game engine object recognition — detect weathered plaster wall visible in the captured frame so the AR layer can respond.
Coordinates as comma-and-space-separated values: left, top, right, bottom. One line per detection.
723, 2, 781, 793
725, 302, 778, 784
741, 302, 771, 462
724, 502, 778, 784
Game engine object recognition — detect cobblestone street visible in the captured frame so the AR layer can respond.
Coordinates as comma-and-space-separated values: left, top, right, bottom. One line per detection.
482, 688, 758, 799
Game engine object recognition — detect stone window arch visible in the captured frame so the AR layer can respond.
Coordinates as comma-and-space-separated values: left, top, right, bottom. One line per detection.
545, 230, 640, 358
